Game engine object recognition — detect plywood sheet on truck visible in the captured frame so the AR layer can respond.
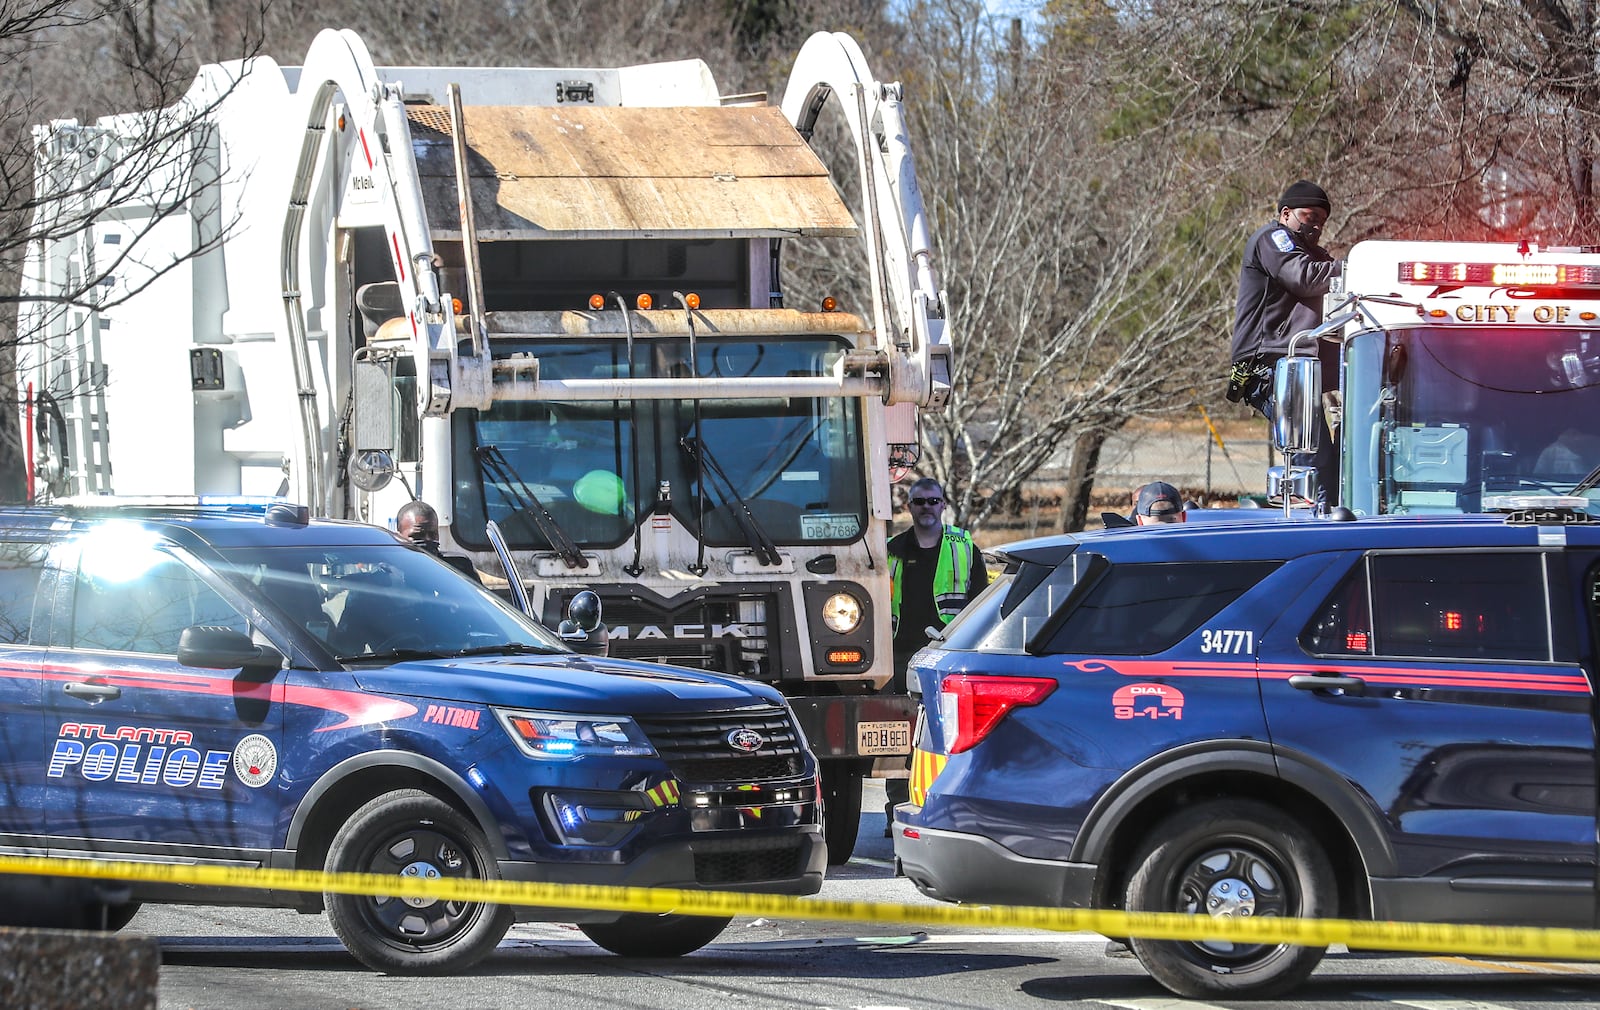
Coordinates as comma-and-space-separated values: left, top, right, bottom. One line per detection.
406, 104, 860, 240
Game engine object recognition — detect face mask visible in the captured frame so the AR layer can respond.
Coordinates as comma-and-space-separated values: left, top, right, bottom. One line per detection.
1284, 210, 1323, 245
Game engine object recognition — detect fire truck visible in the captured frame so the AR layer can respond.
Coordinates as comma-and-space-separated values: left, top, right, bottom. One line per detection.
1270, 240, 1600, 517
16, 29, 951, 862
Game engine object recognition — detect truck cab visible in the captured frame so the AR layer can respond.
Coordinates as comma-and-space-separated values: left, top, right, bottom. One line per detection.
1272, 240, 1600, 516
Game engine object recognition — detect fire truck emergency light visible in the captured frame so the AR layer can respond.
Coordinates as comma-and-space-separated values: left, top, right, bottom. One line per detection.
1400, 261, 1600, 288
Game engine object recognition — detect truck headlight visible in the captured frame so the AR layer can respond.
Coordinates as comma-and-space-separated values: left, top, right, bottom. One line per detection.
820, 591, 863, 634
494, 708, 656, 760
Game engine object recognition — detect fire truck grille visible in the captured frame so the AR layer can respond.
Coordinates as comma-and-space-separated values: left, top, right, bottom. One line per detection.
635, 708, 805, 782
600, 593, 779, 678
692, 837, 809, 885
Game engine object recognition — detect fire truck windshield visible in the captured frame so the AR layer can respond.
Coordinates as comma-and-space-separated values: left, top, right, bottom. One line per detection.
449, 337, 867, 550
1343, 326, 1600, 515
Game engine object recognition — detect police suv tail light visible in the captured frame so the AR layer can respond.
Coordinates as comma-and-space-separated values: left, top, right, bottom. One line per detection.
938, 675, 1056, 754
494, 708, 656, 760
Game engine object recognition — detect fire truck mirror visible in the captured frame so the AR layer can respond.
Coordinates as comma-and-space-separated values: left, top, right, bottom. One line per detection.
1272, 354, 1322, 455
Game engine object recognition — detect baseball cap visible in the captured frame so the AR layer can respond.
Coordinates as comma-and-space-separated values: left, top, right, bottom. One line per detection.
1134, 482, 1183, 519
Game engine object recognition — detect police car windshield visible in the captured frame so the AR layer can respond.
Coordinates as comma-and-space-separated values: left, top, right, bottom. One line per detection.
211, 545, 566, 661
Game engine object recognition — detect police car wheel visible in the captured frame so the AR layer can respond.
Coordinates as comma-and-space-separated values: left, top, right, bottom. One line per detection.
100, 902, 142, 932
324, 789, 513, 974
1124, 798, 1335, 999
579, 912, 732, 957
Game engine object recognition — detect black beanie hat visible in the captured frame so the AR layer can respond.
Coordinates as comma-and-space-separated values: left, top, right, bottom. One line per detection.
1279, 180, 1330, 212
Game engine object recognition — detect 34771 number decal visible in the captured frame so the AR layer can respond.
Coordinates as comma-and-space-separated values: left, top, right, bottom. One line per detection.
1200, 629, 1254, 654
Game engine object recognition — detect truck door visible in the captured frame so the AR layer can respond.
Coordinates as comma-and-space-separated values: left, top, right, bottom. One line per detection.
1258, 547, 1596, 927
43, 531, 283, 852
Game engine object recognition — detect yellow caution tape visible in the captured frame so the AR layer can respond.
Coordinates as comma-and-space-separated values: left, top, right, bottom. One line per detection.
2, 853, 1600, 960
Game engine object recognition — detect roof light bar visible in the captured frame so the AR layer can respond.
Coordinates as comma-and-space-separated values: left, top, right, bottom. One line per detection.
1399, 261, 1600, 288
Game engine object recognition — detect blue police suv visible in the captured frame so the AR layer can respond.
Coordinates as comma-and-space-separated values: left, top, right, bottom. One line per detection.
894, 502, 1600, 997
0, 499, 823, 973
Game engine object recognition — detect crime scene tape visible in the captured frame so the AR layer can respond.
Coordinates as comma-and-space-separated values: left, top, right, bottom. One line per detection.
3, 854, 1600, 961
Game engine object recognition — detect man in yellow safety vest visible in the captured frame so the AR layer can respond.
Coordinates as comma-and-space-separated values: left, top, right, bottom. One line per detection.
884, 477, 988, 830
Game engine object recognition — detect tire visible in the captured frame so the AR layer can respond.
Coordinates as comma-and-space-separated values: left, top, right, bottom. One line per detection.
820, 760, 863, 865
1123, 798, 1336, 999
324, 789, 513, 974
98, 902, 142, 932
579, 913, 732, 957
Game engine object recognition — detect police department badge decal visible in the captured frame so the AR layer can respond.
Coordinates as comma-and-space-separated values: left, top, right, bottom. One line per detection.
1271, 228, 1295, 252
233, 734, 278, 788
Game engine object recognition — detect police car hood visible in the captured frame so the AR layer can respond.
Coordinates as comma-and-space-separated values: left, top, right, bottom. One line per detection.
350, 653, 786, 713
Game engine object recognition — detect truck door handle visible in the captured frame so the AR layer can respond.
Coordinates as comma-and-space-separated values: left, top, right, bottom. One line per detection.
63, 681, 121, 702
1288, 673, 1366, 695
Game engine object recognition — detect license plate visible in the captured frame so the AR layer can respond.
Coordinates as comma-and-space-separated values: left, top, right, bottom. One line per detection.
857, 720, 911, 756
801, 514, 862, 540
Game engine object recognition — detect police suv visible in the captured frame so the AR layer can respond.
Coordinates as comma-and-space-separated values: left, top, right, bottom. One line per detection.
0, 499, 823, 973
893, 501, 1600, 998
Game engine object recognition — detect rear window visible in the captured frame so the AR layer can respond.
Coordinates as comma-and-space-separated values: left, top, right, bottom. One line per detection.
1041, 561, 1280, 656
941, 551, 1104, 654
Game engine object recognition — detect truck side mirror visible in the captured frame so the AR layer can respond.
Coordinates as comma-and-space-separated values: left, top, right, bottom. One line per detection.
558, 590, 610, 657
349, 358, 397, 492
1272, 353, 1322, 455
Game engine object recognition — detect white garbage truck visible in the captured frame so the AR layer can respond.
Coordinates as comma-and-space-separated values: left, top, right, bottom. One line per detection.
16, 28, 952, 862
1267, 239, 1600, 517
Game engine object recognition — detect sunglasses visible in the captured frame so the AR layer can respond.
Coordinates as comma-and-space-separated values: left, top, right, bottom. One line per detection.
909, 496, 943, 506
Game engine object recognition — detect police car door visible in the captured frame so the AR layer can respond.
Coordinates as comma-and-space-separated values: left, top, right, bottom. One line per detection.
0, 534, 54, 843
44, 530, 283, 852
1258, 547, 1596, 927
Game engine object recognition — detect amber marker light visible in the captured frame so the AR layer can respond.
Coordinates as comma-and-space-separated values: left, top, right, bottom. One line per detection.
451, 297, 463, 315
684, 292, 701, 309
589, 293, 605, 310
636, 293, 653, 310
827, 649, 863, 665
821, 296, 838, 312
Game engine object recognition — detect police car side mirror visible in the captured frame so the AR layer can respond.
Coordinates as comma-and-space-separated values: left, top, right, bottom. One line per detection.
1273, 352, 1322, 455
177, 625, 284, 671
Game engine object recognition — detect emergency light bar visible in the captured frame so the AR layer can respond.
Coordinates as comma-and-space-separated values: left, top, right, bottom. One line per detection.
1400, 261, 1600, 288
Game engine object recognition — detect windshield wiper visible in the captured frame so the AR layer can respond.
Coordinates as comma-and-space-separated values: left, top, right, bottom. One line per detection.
1570, 463, 1600, 497
450, 643, 558, 657
680, 436, 782, 566
475, 443, 589, 570
335, 648, 453, 664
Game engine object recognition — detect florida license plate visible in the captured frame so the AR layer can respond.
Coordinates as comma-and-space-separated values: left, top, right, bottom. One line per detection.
857, 720, 912, 756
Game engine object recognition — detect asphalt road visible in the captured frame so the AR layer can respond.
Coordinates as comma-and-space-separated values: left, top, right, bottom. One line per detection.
138, 781, 1600, 1010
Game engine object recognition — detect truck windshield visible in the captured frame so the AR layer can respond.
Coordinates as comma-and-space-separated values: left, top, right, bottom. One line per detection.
1344, 326, 1600, 515
450, 337, 867, 550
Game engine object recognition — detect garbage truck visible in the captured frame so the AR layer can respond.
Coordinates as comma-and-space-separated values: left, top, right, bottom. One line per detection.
1266, 239, 1600, 517
15, 29, 952, 862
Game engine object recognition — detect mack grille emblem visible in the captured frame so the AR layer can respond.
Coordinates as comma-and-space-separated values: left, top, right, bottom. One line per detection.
726, 728, 765, 753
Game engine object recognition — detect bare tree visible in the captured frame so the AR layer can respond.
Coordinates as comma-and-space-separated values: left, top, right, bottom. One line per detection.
0, 2, 266, 501
869, 2, 1232, 531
